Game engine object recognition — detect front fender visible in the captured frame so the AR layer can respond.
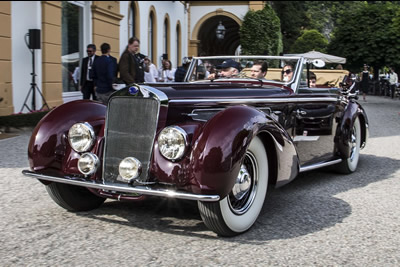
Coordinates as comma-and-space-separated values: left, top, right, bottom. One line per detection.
28, 100, 106, 176
189, 106, 267, 197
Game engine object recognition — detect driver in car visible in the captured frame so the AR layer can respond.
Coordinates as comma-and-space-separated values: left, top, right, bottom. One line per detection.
208, 59, 241, 79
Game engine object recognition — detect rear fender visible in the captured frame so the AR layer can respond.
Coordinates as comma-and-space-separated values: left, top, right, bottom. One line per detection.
28, 100, 106, 176
336, 100, 369, 158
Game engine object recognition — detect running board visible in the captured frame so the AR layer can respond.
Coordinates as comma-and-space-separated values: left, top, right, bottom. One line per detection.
299, 159, 342, 173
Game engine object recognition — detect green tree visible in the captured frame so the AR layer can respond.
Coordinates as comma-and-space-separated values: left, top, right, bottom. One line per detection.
290, 29, 328, 53
271, 1, 310, 53
239, 4, 282, 55
328, 2, 400, 76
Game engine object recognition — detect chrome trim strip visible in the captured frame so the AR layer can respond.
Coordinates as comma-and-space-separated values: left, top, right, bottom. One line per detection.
193, 55, 303, 60
170, 97, 338, 104
22, 170, 220, 202
299, 159, 342, 173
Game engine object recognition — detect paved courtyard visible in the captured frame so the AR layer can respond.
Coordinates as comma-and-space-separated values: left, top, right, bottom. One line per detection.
0, 95, 399, 266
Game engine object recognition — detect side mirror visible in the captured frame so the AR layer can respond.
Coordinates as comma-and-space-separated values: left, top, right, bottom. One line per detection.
312, 59, 325, 68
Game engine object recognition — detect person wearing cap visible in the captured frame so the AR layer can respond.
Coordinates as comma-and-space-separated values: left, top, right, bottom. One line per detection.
208, 59, 241, 79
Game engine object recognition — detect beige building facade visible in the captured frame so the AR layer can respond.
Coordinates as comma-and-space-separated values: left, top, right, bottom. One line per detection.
0, 1, 265, 116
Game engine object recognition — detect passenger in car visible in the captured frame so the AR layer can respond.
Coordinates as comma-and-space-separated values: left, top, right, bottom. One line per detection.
250, 61, 268, 80
309, 71, 317, 88
281, 64, 294, 82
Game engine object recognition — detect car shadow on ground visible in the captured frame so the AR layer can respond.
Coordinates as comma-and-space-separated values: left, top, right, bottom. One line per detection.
76, 153, 400, 242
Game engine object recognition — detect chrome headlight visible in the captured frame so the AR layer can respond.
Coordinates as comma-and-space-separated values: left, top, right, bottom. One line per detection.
68, 122, 95, 153
158, 126, 188, 161
119, 157, 142, 181
78, 153, 99, 176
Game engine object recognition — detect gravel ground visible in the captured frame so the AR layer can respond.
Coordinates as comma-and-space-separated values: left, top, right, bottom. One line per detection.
0, 95, 399, 266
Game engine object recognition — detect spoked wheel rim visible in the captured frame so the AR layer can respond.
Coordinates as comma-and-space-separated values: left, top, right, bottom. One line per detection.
228, 151, 258, 215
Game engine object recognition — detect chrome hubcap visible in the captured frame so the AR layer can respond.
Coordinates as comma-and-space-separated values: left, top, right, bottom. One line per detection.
232, 166, 252, 200
228, 151, 258, 215
350, 126, 357, 161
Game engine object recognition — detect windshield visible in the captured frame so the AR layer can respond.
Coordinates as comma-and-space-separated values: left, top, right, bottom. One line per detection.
185, 56, 302, 86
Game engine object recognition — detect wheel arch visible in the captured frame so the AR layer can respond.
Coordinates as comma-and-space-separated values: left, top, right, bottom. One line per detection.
189, 105, 299, 196
28, 100, 107, 176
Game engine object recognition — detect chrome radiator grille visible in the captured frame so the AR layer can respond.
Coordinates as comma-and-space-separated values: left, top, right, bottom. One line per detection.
103, 97, 160, 184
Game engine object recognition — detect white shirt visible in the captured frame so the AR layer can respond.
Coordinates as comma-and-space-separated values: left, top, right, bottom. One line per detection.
159, 68, 176, 82
87, 55, 95, 81
144, 63, 159, 83
389, 72, 398, 85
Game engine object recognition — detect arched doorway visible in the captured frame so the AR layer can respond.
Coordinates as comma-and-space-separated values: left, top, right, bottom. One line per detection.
197, 15, 240, 56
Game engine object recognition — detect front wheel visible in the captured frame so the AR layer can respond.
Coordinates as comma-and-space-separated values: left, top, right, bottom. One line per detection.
337, 117, 361, 174
46, 182, 106, 211
198, 136, 268, 236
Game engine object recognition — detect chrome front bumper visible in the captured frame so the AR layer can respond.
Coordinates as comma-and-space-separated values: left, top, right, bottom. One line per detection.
22, 170, 220, 202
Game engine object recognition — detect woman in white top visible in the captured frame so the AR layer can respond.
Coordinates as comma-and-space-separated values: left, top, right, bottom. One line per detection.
144, 57, 159, 83
158, 60, 176, 82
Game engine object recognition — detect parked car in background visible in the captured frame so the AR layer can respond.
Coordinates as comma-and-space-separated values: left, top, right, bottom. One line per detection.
23, 55, 368, 236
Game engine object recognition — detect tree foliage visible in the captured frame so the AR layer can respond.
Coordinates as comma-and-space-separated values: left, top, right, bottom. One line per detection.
271, 1, 310, 53
328, 2, 400, 74
290, 30, 328, 53
239, 5, 282, 55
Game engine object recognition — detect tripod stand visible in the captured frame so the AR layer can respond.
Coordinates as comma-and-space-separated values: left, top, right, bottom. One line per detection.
20, 45, 49, 113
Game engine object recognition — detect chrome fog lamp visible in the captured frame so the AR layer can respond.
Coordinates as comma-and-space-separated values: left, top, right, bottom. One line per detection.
78, 153, 99, 176
158, 126, 188, 161
68, 122, 95, 152
119, 157, 142, 181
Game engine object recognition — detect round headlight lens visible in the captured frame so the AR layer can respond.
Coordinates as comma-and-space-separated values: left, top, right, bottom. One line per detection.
119, 157, 142, 181
158, 126, 188, 161
78, 153, 99, 176
68, 122, 95, 152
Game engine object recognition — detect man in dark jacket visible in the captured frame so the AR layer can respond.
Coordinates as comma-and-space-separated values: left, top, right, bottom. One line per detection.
119, 37, 147, 84
80, 44, 98, 100
174, 57, 191, 82
91, 43, 117, 104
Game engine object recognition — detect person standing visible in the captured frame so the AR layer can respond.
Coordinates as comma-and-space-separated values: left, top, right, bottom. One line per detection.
174, 57, 191, 82
80, 44, 98, 100
360, 64, 370, 101
91, 43, 117, 104
144, 57, 158, 83
158, 60, 176, 82
389, 67, 398, 99
119, 37, 147, 85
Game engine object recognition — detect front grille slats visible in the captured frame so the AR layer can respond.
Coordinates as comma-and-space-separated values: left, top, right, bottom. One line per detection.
103, 97, 160, 184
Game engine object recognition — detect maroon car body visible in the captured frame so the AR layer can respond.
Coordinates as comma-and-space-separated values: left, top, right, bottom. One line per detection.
23, 56, 368, 236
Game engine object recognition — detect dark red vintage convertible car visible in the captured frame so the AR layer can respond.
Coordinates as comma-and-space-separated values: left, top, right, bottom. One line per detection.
23, 56, 368, 236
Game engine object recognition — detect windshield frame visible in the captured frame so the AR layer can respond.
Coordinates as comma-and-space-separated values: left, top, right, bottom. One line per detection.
184, 55, 305, 93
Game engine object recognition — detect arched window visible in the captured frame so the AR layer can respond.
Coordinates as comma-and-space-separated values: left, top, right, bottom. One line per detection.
148, 12, 154, 61
129, 2, 136, 38
176, 22, 181, 66
163, 17, 169, 60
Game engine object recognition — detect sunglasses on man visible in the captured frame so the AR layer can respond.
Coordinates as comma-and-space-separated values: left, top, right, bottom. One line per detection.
281, 69, 292, 75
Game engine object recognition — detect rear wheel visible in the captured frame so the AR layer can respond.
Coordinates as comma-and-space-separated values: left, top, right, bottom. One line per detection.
198, 136, 268, 236
337, 117, 361, 174
46, 182, 106, 211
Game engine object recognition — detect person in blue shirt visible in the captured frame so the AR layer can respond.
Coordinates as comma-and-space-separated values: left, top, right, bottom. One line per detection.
92, 43, 117, 104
